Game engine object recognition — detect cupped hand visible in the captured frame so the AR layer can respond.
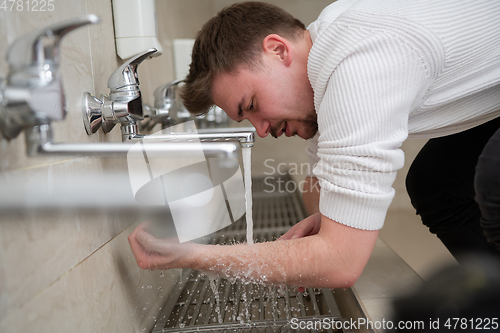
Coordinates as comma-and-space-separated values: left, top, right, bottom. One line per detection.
279, 212, 322, 241
128, 222, 197, 270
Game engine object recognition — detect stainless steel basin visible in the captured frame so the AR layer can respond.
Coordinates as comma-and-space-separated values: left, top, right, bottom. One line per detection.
151, 175, 370, 333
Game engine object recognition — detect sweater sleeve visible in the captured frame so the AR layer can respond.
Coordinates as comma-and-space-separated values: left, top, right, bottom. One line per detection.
313, 33, 433, 230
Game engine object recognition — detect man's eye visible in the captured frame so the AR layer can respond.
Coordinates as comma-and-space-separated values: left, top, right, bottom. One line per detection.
249, 102, 254, 110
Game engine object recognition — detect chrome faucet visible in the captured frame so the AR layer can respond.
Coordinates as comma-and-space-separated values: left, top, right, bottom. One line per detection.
0, 15, 100, 140
199, 105, 230, 129
141, 79, 231, 132
132, 128, 255, 148
83, 48, 158, 140
0, 16, 239, 160
141, 79, 192, 131
137, 79, 254, 147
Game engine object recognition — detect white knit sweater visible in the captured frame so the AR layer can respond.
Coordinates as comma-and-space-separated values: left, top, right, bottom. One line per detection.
306, 0, 500, 230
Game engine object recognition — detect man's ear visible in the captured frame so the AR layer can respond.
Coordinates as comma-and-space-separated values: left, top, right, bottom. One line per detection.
262, 34, 292, 67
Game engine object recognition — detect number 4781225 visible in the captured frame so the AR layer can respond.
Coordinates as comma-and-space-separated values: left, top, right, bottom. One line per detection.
1, 0, 55, 12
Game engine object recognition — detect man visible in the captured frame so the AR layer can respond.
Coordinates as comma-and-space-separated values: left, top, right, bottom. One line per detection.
129, 0, 500, 289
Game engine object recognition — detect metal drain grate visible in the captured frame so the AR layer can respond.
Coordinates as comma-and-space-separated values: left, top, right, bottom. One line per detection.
152, 175, 345, 332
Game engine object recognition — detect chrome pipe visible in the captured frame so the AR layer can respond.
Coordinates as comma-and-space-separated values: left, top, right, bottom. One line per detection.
127, 131, 255, 148
0, 172, 170, 216
196, 127, 256, 134
25, 124, 238, 158
33, 141, 238, 158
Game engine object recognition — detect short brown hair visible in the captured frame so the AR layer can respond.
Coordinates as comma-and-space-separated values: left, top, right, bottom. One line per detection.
181, 2, 306, 115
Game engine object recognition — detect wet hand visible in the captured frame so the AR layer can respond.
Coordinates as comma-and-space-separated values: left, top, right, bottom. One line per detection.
279, 212, 321, 240
128, 222, 197, 270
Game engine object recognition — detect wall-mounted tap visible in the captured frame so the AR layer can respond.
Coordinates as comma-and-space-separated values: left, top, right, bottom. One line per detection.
0, 16, 239, 160
83, 48, 157, 140
141, 79, 231, 133
137, 79, 254, 148
199, 105, 230, 129
141, 79, 193, 131
0, 14, 100, 140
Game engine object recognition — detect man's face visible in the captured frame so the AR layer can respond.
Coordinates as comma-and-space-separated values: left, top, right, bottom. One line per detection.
211, 54, 317, 139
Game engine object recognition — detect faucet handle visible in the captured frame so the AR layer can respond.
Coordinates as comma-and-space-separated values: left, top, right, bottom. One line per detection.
153, 78, 184, 109
83, 48, 158, 137
108, 48, 158, 92
7, 14, 100, 73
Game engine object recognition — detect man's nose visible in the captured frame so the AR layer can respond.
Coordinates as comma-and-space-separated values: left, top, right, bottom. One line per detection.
248, 116, 270, 138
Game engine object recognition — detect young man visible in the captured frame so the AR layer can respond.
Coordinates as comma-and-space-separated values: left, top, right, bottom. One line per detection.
129, 0, 500, 289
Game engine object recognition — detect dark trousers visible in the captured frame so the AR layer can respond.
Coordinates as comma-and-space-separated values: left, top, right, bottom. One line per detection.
406, 116, 500, 261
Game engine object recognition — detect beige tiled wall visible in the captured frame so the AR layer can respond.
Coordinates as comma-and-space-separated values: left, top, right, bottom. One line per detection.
0, 1, 214, 332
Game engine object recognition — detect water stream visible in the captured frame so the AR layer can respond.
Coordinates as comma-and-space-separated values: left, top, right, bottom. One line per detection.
242, 147, 253, 245
208, 275, 223, 323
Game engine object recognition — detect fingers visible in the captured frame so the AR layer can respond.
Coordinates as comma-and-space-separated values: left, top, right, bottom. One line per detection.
128, 222, 165, 270
279, 214, 320, 240
129, 222, 197, 271
135, 228, 166, 253
128, 228, 152, 270
308, 213, 322, 235
279, 225, 299, 240
280, 225, 305, 240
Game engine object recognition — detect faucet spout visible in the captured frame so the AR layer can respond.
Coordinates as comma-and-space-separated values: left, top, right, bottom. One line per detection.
0, 15, 100, 141
7, 15, 100, 73
127, 130, 255, 148
82, 48, 158, 136
141, 79, 191, 131
25, 124, 239, 159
